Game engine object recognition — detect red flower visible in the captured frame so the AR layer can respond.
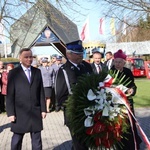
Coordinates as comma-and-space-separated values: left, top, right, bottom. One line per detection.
108, 125, 115, 131
86, 127, 94, 135
95, 137, 102, 146
93, 121, 105, 133
102, 137, 114, 148
94, 112, 102, 122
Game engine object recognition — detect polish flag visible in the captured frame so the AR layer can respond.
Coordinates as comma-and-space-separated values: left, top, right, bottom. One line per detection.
99, 18, 105, 34
80, 23, 87, 41
80, 17, 90, 41
122, 17, 127, 35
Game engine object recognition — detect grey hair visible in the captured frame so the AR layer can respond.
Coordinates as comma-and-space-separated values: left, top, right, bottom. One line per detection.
66, 49, 72, 54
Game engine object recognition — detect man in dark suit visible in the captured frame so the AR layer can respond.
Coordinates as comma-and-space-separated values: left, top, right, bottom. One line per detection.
104, 51, 114, 70
55, 40, 93, 150
6, 48, 46, 150
91, 51, 108, 74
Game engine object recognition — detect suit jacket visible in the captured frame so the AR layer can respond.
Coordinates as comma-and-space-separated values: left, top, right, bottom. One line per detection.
104, 59, 114, 70
6, 65, 46, 133
55, 60, 93, 106
91, 62, 108, 74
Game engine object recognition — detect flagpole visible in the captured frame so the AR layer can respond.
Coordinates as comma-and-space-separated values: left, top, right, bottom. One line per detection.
4, 41, 7, 58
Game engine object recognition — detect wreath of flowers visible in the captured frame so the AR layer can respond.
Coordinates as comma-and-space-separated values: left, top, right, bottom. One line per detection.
66, 71, 130, 149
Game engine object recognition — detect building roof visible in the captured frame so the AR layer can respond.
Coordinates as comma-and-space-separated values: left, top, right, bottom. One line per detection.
10, 0, 79, 58
106, 41, 150, 55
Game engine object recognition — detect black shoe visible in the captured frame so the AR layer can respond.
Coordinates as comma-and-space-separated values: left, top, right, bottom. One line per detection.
50, 107, 55, 112
55, 106, 61, 112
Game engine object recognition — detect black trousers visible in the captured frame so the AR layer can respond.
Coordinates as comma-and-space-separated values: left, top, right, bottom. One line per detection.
11, 132, 42, 150
64, 107, 88, 150
51, 87, 56, 110
0, 93, 5, 112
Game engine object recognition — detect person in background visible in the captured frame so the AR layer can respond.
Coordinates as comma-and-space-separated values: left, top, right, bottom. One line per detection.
1, 64, 14, 112
0, 61, 4, 73
51, 55, 63, 73
55, 40, 93, 150
0, 61, 4, 113
31, 55, 38, 68
51, 55, 63, 112
90, 51, 108, 74
110, 49, 142, 150
6, 48, 46, 150
38, 57, 53, 113
104, 51, 114, 70
50, 54, 58, 65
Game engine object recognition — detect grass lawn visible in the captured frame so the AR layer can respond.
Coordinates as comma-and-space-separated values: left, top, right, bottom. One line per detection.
134, 78, 150, 108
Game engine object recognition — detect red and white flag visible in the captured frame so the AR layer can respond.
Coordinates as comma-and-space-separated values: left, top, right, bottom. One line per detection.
99, 18, 105, 34
122, 17, 127, 35
80, 17, 90, 41
80, 23, 87, 41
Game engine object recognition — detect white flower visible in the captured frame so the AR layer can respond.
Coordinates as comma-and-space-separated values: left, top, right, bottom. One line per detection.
99, 82, 104, 88
114, 105, 121, 113
95, 99, 104, 110
84, 106, 95, 116
108, 105, 121, 120
102, 101, 110, 116
87, 89, 96, 101
121, 107, 128, 114
102, 105, 109, 116
96, 89, 106, 100
84, 116, 94, 127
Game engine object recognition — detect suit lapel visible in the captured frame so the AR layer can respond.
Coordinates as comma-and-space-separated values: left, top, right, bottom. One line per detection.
30, 66, 36, 85
18, 66, 29, 83
92, 63, 98, 74
19, 65, 35, 85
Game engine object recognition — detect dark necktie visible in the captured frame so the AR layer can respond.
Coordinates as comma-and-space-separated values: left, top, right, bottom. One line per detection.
97, 65, 101, 73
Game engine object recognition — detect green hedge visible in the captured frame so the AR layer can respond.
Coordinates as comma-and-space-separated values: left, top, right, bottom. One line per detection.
0, 57, 19, 62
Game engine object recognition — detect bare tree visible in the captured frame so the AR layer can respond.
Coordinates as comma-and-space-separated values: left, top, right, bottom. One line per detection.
97, 0, 150, 42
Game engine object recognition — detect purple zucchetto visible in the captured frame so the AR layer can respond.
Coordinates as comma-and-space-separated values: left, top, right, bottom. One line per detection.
114, 49, 127, 60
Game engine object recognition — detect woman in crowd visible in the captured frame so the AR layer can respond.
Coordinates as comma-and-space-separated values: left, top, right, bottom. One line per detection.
39, 57, 53, 113
1, 64, 14, 112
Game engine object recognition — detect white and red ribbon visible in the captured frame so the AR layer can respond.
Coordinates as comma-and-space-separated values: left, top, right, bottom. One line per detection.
114, 88, 150, 150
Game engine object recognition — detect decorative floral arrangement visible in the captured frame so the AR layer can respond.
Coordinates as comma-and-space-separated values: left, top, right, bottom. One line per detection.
66, 72, 131, 149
